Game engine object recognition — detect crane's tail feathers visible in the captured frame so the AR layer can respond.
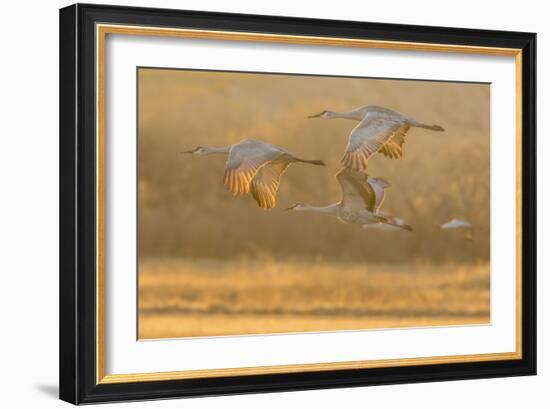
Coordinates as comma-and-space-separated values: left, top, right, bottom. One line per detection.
296, 158, 326, 166
381, 215, 414, 232
393, 222, 413, 232
413, 122, 445, 132
383, 221, 413, 231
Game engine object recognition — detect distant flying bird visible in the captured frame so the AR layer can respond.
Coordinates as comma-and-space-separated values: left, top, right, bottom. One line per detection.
181, 139, 326, 209
439, 219, 473, 230
308, 105, 444, 173
286, 168, 412, 231
439, 218, 474, 241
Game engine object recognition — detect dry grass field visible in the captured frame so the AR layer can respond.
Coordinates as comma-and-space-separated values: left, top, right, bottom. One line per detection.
137, 68, 490, 339
138, 259, 489, 339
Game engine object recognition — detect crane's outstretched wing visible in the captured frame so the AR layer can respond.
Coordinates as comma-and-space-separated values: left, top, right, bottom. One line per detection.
223, 140, 284, 195
368, 177, 392, 212
378, 125, 410, 159
250, 156, 292, 209
336, 168, 376, 212
342, 118, 410, 172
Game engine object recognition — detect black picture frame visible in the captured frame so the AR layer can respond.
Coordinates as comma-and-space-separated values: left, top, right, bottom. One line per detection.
59, 3, 536, 404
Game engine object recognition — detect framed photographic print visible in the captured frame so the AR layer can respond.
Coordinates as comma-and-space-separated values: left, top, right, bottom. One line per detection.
59, 3, 536, 404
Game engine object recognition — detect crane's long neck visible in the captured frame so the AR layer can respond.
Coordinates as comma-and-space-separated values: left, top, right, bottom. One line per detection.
328, 109, 364, 121
205, 146, 231, 155
297, 203, 339, 214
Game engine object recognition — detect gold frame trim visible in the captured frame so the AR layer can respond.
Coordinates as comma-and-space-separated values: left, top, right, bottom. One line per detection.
95, 23, 523, 385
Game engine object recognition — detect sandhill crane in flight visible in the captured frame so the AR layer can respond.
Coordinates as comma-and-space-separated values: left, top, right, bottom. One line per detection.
286, 168, 412, 231
440, 219, 473, 230
181, 139, 326, 209
439, 218, 474, 241
308, 105, 444, 173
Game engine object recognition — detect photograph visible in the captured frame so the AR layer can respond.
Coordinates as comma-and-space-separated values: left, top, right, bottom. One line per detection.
137, 68, 491, 339
55, 2, 536, 405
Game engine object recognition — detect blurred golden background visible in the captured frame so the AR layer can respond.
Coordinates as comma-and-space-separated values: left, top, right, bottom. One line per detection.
137, 68, 490, 339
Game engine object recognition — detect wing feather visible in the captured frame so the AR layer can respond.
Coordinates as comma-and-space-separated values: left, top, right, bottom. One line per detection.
342, 119, 410, 171
368, 178, 391, 212
250, 157, 292, 209
378, 125, 410, 159
336, 168, 376, 212
223, 140, 284, 195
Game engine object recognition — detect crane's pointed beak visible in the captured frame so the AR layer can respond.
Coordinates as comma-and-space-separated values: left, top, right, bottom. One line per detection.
308, 111, 326, 118
180, 149, 195, 154
378, 179, 392, 188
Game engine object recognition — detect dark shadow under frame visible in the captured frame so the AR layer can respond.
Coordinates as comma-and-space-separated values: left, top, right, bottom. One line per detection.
59, 3, 536, 404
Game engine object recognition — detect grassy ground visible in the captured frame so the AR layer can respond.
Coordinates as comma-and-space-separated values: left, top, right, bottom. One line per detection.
138, 258, 490, 339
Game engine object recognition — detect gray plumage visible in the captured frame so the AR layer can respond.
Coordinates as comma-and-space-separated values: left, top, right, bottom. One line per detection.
309, 105, 444, 172
181, 139, 325, 209
287, 168, 411, 231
